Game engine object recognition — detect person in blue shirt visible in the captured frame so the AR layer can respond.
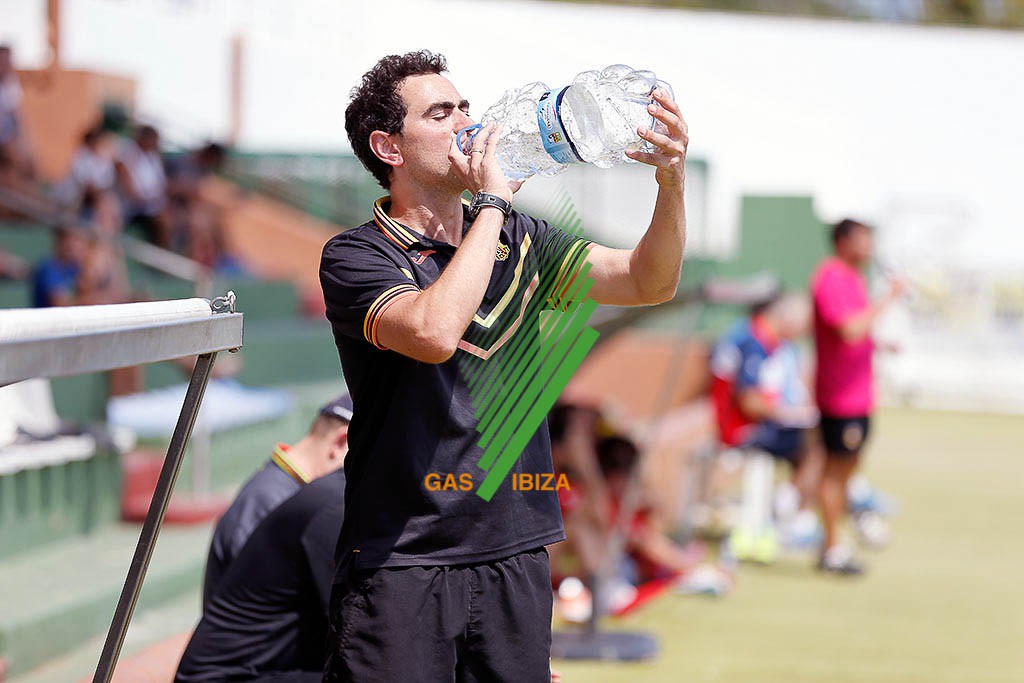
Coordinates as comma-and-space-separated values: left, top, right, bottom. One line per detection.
32, 225, 88, 308
713, 293, 822, 563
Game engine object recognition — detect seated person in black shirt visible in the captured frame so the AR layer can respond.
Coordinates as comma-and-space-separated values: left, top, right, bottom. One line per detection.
176, 468, 346, 683
203, 394, 352, 607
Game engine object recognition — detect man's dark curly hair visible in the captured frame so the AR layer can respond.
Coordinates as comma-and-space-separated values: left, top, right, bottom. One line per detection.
831, 218, 871, 246
345, 50, 448, 189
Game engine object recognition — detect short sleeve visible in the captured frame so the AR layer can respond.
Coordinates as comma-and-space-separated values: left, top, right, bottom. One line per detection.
531, 216, 593, 310
33, 264, 75, 308
320, 233, 420, 349
813, 267, 861, 329
735, 344, 765, 393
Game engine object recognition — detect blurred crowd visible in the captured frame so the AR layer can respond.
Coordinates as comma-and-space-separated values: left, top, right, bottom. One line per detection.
0, 44, 246, 311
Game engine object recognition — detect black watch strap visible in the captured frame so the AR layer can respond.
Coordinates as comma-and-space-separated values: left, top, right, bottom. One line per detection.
470, 192, 512, 224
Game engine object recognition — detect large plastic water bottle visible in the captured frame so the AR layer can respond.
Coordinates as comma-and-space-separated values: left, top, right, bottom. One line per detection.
462, 64, 674, 180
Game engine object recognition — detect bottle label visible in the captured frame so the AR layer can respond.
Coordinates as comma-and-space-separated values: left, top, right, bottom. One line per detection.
536, 87, 583, 165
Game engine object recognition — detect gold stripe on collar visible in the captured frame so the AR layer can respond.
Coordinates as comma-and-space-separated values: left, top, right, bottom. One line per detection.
373, 197, 418, 250
271, 444, 311, 485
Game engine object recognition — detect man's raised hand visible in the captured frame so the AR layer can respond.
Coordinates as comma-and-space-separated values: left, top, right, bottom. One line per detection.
625, 89, 689, 187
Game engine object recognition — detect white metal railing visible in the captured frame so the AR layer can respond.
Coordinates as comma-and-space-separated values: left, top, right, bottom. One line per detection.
0, 293, 243, 683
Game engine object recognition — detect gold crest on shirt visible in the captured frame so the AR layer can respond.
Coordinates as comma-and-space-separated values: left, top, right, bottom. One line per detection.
495, 243, 510, 262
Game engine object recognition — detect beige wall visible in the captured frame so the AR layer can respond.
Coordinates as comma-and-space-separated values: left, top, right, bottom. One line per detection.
17, 69, 135, 182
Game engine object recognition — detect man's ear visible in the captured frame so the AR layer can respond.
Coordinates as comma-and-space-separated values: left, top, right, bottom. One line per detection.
369, 131, 402, 169
329, 427, 349, 460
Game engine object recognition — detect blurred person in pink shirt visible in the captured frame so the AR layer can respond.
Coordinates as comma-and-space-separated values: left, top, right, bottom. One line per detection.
810, 218, 903, 575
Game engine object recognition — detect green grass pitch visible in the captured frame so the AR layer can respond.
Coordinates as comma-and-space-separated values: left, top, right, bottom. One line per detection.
555, 407, 1024, 683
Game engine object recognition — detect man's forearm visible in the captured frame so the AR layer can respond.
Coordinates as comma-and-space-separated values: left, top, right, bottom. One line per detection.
629, 179, 686, 303
405, 210, 504, 350
839, 296, 893, 344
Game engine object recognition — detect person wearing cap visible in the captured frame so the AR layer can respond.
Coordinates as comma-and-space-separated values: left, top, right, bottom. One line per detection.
202, 394, 352, 607
177, 468, 347, 683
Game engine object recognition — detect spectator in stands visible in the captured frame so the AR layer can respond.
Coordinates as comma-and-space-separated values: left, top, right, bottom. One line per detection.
166, 141, 227, 204
177, 468, 346, 683
76, 194, 130, 307
710, 292, 822, 564
79, 187, 146, 395
0, 44, 34, 186
810, 218, 903, 575
115, 125, 169, 248
203, 394, 352, 607
185, 202, 249, 277
56, 125, 116, 209
31, 225, 88, 307
166, 142, 228, 254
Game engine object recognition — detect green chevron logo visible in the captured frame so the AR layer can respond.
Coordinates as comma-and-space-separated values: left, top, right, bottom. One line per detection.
458, 189, 599, 501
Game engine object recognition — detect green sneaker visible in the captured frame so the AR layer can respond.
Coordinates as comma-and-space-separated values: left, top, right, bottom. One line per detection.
753, 529, 780, 564
727, 528, 757, 562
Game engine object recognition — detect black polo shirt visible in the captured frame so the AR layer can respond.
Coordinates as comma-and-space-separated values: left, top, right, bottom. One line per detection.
176, 469, 345, 682
202, 447, 306, 607
320, 197, 592, 569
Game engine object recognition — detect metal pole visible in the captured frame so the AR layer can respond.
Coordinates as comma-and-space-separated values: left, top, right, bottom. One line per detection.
190, 422, 210, 497
190, 275, 214, 497
92, 352, 218, 683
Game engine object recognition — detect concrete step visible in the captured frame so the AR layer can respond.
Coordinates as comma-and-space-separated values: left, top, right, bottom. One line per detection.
9, 587, 200, 683
0, 521, 211, 678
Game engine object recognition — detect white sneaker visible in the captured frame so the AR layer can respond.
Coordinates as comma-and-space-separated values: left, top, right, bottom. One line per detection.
854, 510, 892, 549
556, 577, 592, 623
818, 544, 864, 576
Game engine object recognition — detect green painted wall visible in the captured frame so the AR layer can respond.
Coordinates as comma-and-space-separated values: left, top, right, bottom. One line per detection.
722, 195, 829, 291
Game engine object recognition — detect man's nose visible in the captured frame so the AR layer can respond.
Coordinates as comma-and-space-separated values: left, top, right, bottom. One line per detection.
453, 110, 475, 130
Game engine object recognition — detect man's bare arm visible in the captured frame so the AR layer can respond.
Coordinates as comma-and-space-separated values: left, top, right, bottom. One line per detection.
836, 280, 905, 344
586, 89, 689, 306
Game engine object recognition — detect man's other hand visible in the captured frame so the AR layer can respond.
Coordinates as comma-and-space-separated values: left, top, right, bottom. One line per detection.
625, 89, 689, 188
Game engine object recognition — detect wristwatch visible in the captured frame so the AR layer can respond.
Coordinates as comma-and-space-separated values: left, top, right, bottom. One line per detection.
467, 192, 512, 225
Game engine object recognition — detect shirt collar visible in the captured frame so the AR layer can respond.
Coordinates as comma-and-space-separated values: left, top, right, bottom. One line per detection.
373, 197, 422, 250
373, 196, 502, 250
270, 443, 311, 485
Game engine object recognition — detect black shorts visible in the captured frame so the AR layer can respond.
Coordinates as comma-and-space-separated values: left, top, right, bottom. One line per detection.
820, 415, 871, 457
746, 425, 804, 466
324, 547, 553, 682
